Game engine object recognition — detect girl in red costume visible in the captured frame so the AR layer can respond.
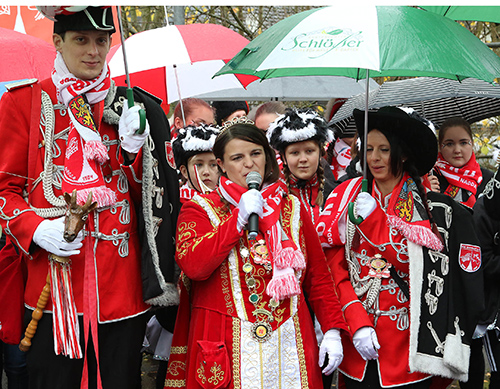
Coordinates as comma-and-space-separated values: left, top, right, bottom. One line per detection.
267, 108, 334, 227
172, 123, 220, 204
267, 108, 340, 389
165, 117, 347, 388
317, 107, 484, 388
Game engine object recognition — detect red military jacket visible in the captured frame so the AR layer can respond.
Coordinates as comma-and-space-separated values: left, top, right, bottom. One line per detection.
166, 190, 347, 388
318, 178, 430, 387
0, 79, 149, 322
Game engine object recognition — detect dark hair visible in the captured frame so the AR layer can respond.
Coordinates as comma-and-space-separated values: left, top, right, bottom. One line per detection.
360, 126, 439, 230
212, 101, 249, 126
56, 31, 113, 41
213, 123, 280, 185
173, 98, 213, 121
438, 117, 473, 145
359, 125, 408, 186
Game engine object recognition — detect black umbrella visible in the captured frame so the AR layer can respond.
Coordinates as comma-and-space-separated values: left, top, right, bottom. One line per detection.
330, 77, 500, 133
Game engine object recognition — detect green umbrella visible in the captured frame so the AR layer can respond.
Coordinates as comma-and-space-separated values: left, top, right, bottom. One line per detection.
420, 5, 500, 23
216, 4, 500, 221
216, 5, 500, 82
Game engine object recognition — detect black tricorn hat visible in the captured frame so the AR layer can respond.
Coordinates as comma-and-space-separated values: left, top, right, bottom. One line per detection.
354, 106, 438, 176
37, 6, 115, 34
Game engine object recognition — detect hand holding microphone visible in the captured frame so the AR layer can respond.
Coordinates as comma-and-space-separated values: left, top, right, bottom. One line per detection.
236, 172, 263, 236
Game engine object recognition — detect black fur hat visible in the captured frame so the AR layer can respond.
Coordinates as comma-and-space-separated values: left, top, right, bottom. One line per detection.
172, 123, 220, 168
267, 108, 333, 153
212, 101, 249, 126
37, 6, 116, 34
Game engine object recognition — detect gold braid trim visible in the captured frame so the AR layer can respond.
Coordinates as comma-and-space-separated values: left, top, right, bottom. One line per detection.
293, 314, 309, 388
232, 318, 241, 389
164, 379, 186, 388
170, 346, 188, 354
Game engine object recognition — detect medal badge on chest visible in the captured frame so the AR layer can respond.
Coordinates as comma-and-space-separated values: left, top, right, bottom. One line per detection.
368, 254, 391, 279
360, 254, 392, 311
250, 239, 270, 265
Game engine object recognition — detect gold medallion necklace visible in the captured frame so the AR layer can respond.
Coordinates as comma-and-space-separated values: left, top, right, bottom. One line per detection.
239, 234, 280, 342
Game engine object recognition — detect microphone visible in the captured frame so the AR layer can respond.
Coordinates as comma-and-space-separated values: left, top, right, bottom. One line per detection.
246, 171, 262, 240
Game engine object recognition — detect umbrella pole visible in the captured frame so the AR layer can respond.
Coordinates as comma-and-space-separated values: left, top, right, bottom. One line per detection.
347, 69, 369, 225
362, 68, 369, 184
359, 68, 369, 194
173, 64, 187, 127
116, 6, 146, 134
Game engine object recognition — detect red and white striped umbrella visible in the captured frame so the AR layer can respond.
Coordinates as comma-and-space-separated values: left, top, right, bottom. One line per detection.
109, 23, 257, 105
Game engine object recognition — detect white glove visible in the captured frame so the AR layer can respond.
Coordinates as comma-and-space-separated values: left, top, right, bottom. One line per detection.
32, 216, 83, 257
236, 189, 264, 232
355, 192, 377, 220
353, 326, 380, 360
119, 104, 150, 154
318, 328, 343, 375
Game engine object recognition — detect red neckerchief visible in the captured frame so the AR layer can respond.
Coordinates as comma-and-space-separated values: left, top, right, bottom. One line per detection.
288, 174, 320, 225
218, 176, 305, 300
379, 173, 443, 251
179, 182, 198, 204
434, 152, 482, 207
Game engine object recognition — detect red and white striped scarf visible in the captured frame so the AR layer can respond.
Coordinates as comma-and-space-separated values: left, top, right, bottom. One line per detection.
435, 152, 482, 207
52, 52, 116, 208
331, 138, 352, 181
49, 54, 115, 363
219, 176, 305, 301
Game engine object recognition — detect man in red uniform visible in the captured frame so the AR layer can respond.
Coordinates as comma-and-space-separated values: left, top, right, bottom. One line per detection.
0, 6, 179, 388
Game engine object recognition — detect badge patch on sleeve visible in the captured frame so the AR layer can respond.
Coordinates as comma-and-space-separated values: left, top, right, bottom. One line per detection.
459, 244, 481, 272
165, 141, 176, 170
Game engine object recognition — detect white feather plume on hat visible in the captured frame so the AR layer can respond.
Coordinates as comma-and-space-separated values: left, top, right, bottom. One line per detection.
172, 124, 219, 168
267, 108, 333, 153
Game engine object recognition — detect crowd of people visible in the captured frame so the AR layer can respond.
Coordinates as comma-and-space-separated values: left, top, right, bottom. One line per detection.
0, 5, 498, 389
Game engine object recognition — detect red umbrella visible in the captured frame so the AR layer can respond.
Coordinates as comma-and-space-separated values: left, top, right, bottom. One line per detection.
0, 26, 56, 82
108, 24, 258, 106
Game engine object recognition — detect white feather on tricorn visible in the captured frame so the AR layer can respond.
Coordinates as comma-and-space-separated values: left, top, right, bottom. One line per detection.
172, 124, 219, 168
267, 108, 333, 153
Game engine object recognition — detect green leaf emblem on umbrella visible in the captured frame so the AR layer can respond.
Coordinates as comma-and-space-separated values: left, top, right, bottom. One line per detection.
326, 29, 343, 35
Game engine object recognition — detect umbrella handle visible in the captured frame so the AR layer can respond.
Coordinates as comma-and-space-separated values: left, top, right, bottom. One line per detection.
126, 88, 146, 135
347, 178, 368, 225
